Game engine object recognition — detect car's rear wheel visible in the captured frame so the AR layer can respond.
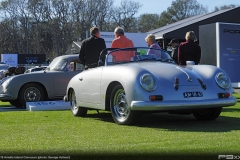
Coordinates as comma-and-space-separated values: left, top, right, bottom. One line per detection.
9, 100, 22, 108
18, 83, 45, 108
193, 107, 222, 120
110, 85, 138, 125
70, 89, 87, 117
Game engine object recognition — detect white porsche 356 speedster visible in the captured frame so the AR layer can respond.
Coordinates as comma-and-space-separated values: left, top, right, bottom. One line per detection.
64, 47, 236, 125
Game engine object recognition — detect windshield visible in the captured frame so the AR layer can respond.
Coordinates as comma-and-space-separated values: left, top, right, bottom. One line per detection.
104, 47, 175, 65
47, 58, 68, 71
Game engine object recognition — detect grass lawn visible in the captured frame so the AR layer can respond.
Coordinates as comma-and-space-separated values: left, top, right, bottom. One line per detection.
0, 94, 240, 160
0, 101, 11, 107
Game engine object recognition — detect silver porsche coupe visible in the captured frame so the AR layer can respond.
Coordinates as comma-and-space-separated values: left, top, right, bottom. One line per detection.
0, 54, 83, 108
64, 47, 236, 125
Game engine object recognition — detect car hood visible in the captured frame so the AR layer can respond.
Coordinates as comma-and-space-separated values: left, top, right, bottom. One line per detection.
6, 70, 58, 79
133, 62, 204, 85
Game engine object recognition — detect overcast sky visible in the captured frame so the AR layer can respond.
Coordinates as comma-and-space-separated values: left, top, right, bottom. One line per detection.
114, 0, 240, 16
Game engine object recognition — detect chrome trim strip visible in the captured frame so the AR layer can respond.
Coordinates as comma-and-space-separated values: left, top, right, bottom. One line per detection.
176, 66, 192, 82
130, 97, 236, 111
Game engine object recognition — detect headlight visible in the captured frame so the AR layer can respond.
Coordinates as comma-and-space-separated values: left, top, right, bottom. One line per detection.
2, 77, 13, 89
140, 74, 157, 92
215, 72, 230, 89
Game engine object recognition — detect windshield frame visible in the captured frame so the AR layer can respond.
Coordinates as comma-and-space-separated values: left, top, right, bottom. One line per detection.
46, 58, 68, 71
102, 47, 175, 66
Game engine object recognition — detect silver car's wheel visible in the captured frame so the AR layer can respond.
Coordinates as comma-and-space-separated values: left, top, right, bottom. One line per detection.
110, 85, 138, 125
70, 89, 87, 117
193, 107, 222, 120
19, 83, 45, 108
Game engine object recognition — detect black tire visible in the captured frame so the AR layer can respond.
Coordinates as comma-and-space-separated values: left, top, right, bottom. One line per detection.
70, 89, 87, 117
110, 84, 138, 125
193, 107, 222, 121
9, 100, 22, 108
18, 83, 45, 108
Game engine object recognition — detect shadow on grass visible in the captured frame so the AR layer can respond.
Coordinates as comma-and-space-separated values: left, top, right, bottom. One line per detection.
136, 113, 240, 132
0, 104, 12, 108
2, 104, 240, 133
83, 109, 240, 132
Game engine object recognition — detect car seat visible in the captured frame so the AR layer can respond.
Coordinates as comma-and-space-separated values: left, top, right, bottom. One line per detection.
5, 67, 16, 76
15, 67, 26, 75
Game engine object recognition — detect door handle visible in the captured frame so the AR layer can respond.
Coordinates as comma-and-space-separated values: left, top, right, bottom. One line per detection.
79, 78, 83, 81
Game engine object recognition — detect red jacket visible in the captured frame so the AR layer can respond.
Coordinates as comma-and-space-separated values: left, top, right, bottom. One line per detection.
178, 40, 201, 65
110, 36, 134, 61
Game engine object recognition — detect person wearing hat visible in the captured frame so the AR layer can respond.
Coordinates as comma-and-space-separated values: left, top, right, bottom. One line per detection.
169, 38, 179, 64
178, 31, 201, 65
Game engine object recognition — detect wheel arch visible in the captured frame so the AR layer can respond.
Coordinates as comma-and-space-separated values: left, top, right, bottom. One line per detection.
18, 82, 48, 99
105, 81, 122, 111
66, 87, 73, 102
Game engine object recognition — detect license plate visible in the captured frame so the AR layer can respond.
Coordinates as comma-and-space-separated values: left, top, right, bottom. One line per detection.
183, 92, 203, 98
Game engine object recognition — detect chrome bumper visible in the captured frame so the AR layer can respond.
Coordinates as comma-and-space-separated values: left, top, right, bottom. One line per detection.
130, 97, 237, 111
63, 95, 68, 102
0, 93, 13, 100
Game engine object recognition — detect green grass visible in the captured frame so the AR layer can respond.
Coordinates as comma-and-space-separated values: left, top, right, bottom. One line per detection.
0, 101, 11, 107
0, 94, 240, 160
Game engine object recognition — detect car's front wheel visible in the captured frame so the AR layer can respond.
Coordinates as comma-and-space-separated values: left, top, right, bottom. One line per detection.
18, 83, 45, 108
70, 89, 87, 117
110, 85, 138, 125
193, 107, 222, 120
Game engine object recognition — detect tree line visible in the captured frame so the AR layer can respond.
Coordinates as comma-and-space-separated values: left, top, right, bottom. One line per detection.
0, 0, 238, 60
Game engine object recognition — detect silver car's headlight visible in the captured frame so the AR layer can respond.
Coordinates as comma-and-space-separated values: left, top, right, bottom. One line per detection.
140, 74, 157, 92
215, 72, 230, 89
2, 77, 12, 89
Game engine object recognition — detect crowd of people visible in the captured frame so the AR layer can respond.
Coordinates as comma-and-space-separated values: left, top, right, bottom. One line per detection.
79, 26, 201, 70
1, 27, 201, 76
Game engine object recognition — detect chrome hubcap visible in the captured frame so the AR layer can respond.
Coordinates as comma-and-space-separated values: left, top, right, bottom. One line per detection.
24, 87, 41, 101
113, 89, 129, 122
70, 90, 78, 112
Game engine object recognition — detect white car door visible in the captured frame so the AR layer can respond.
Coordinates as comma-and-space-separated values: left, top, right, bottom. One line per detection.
78, 67, 103, 104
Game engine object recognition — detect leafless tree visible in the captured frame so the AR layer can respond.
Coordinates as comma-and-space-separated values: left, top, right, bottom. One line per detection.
93, 0, 114, 32
110, 0, 141, 32
0, 0, 141, 58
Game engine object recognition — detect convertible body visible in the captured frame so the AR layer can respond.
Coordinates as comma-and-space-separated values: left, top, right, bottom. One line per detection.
64, 47, 236, 125
0, 54, 83, 108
